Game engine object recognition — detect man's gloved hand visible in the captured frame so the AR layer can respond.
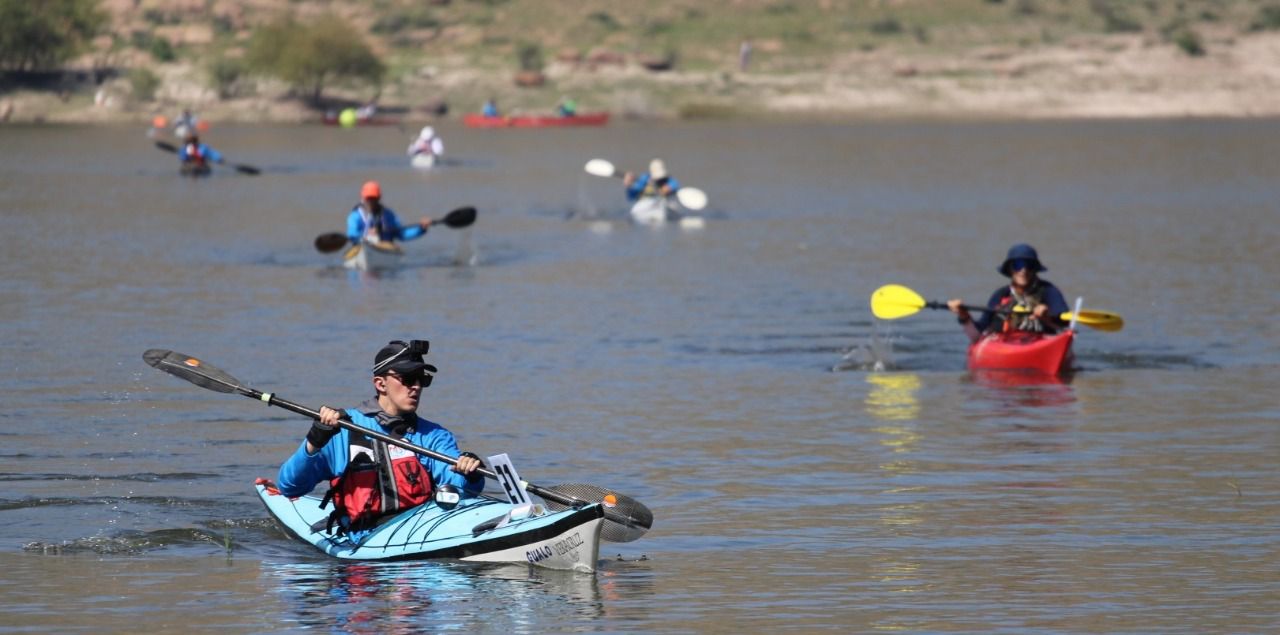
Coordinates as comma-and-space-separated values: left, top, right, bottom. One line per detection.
306, 405, 342, 450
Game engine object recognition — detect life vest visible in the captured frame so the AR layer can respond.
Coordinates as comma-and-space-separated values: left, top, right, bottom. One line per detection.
641, 175, 668, 198
997, 284, 1051, 334
184, 143, 206, 167
356, 203, 398, 241
320, 428, 433, 534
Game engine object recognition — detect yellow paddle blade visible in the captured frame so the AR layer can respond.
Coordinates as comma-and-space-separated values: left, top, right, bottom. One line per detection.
870, 284, 927, 320
342, 244, 361, 260
1063, 310, 1124, 332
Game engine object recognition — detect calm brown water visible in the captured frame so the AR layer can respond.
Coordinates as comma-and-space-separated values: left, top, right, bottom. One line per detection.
1, 119, 1278, 633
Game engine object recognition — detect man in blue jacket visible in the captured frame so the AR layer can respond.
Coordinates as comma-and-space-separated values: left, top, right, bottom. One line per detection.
178, 132, 223, 176
346, 181, 433, 246
277, 340, 484, 537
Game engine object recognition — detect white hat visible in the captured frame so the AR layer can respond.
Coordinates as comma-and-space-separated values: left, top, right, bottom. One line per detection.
419, 126, 435, 139
649, 159, 668, 179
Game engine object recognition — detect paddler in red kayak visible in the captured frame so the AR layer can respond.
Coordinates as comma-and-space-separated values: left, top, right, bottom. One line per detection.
947, 243, 1070, 343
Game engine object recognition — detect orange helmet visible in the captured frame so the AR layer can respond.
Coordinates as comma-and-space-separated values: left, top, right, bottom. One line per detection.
361, 180, 381, 200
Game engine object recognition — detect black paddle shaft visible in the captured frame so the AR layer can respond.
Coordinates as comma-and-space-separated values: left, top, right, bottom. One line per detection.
154, 141, 260, 175
925, 300, 1019, 316
222, 380, 591, 508
142, 349, 594, 512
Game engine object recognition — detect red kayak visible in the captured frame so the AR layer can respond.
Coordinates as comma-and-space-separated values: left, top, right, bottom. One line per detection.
967, 330, 1074, 376
463, 112, 610, 128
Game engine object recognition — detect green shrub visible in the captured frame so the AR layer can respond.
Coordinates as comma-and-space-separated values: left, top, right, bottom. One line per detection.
1171, 28, 1205, 56
587, 11, 620, 31
245, 14, 385, 103
516, 41, 543, 72
371, 7, 440, 34
129, 67, 160, 101
0, 0, 106, 71
149, 37, 176, 62
1249, 5, 1280, 31
1091, 0, 1143, 33
207, 56, 243, 98
869, 17, 904, 35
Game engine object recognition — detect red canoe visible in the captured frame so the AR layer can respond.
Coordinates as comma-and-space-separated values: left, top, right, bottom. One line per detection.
967, 330, 1075, 376
462, 112, 610, 128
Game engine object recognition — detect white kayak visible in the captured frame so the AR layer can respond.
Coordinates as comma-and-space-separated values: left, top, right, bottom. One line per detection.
629, 196, 705, 229
343, 239, 403, 271
255, 480, 604, 572
410, 153, 437, 170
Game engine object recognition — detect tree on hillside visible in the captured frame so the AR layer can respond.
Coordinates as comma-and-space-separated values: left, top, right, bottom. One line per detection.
245, 14, 385, 105
0, 0, 105, 72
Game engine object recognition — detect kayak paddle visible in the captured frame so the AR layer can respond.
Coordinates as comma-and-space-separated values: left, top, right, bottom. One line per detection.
870, 283, 1124, 332
584, 158, 708, 210
142, 348, 652, 543
154, 140, 261, 175
313, 206, 478, 254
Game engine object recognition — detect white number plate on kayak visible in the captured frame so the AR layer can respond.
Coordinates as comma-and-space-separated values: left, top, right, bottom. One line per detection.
487, 453, 531, 505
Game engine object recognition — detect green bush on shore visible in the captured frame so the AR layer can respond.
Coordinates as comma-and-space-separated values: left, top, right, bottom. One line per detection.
245, 14, 385, 104
0, 0, 105, 71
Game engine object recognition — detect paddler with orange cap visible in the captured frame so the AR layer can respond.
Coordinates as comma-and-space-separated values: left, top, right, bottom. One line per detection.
345, 180, 434, 247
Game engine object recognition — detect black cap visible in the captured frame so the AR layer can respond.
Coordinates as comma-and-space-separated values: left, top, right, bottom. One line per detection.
372, 340, 437, 376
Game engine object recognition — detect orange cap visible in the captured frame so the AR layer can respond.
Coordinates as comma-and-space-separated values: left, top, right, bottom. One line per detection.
361, 180, 381, 200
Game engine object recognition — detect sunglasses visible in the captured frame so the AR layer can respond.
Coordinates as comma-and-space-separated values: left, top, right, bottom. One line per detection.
387, 372, 432, 388
1009, 258, 1035, 272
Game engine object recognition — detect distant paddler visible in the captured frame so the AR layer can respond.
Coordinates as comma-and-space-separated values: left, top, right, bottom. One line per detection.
584, 157, 708, 227
177, 131, 224, 177
347, 180, 434, 247
407, 126, 444, 169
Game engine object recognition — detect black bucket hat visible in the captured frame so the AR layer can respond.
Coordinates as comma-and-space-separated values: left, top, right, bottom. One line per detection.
372, 340, 437, 376
998, 243, 1047, 277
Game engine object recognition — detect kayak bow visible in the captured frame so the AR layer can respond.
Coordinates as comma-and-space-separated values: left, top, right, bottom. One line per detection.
967, 330, 1075, 376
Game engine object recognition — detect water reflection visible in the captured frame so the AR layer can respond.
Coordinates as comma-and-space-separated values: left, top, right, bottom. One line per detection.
864, 373, 922, 422
967, 370, 1077, 410
265, 559, 603, 632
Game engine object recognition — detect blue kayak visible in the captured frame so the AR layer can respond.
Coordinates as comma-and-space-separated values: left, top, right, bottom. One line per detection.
255, 480, 604, 572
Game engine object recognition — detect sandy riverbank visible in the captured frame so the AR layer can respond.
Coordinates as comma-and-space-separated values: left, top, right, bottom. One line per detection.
6, 30, 1280, 125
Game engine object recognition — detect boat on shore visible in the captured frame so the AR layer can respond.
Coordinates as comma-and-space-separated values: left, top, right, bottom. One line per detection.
967, 330, 1075, 376
343, 239, 403, 271
255, 480, 604, 571
463, 112, 610, 128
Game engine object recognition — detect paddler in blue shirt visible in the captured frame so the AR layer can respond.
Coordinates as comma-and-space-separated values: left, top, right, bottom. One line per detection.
178, 131, 223, 175
345, 180, 433, 246
277, 340, 484, 538
948, 243, 1070, 342
623, 158, 681, 202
